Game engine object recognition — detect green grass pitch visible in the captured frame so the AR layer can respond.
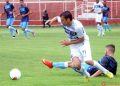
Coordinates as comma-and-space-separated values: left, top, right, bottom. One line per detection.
0, 26, 120, 86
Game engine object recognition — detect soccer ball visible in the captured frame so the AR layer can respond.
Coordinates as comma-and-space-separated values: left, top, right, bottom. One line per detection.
9, 68, 21, 80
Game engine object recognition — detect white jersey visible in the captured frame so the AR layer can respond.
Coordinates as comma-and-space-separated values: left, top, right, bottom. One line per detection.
56, 16, 89, 47
56, 16, 92, 62
93, 2, 103, 14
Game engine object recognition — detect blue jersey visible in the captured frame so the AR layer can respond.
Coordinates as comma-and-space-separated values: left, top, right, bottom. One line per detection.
102, 6, 110, 17
19, 5, 29, 22
87, 55, 117, 75
4, 2, 14, 18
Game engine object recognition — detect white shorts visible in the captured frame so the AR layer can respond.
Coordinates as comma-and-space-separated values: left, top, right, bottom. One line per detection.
95, 13, 103, 23
70, 39, 92, 63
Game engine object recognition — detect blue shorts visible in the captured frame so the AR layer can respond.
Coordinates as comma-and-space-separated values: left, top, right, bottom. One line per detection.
6, 18, 14, 26
103, 17, 108, 23
20, 22, 28, 29
82, 63, 90, 70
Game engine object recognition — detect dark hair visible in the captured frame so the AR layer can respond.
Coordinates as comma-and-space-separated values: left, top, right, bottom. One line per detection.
60, 11, 73, 21
20, 0, 24, 1
106, 44, 115, 53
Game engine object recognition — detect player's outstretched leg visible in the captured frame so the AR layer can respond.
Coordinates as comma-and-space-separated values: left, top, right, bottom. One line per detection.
42, 59, 68, 69
24, 30, 29, 39
86, 60, 113, 78
106, 24, 111, 32
42, 59, 90, 78
42, 59, 53, 69
25, 29, 35, 37
8, 26, 15, 38
103, 23, 107, 32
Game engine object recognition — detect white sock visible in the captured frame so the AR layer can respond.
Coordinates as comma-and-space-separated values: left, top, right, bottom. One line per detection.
97, 24, 101, 36
80, 67, 90, 77
93, 60, 108, 74
100, 25, 104, 36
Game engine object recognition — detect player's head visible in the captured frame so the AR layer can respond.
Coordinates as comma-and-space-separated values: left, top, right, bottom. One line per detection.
20, 0, 24, 5
5, 0, 9, 3
60, 11, 73, 26
105, 44, 115, 55
103, 1, 107, 6
96, 0, 99, 3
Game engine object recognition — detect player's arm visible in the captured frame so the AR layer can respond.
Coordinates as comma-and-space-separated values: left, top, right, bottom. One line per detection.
61, 27, 85, 46
11, 5, 17, 16
1, 7, 6, 16
45, 16, 61, 25
91, 70, 103, 77
22, 7, 32, 17
89, 3, 95, 13
105, 7, 110, 16
22, 11, 31, 17
89, 9, 94, 13
61, 37, 84, 46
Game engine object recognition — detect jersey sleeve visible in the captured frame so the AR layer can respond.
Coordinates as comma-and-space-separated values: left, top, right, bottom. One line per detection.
56, 16, 61, 23
11, 4, 14, 10
100, 2, 103, 7
76, 27, 84, 38
26, 7, 29, 13
92, 3, 95, 10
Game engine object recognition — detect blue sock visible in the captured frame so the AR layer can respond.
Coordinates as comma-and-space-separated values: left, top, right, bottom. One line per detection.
73, 67, 90, 77
53, 62, 68, 69
106, 24, 111, 31
11, 26, 16, 31
103, 24, 107, 32
26, 29, 33, 33
24, 30, 28, 39
8, 26, 14, 37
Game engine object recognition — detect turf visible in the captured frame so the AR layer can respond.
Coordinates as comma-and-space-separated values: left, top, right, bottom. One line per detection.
0, 26, 120, 86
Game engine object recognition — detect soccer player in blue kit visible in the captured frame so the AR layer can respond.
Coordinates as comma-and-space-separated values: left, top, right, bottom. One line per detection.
1, 0, 18, 38
17, 0, 35, 39
81, 44, 117, 77
102, 1, 111, 32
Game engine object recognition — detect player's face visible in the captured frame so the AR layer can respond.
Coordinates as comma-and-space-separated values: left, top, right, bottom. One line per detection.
20, 1, 24, 5
96, 0, 99, 3
103, 1, 106, 6
105, 48, 108, 55
5, 0, 9, 3
60, 16, 72, 26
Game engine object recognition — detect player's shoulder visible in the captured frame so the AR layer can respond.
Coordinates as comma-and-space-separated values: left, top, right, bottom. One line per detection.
73, 20, 83, 28
103, 55, 116, 62
9, 3, 13, 6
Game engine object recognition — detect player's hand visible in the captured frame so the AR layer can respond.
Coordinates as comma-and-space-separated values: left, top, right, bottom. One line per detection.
21, 14, 26, 17
98, 12, 102, 14
14, 14, 19, 18
60, 40, 71, 46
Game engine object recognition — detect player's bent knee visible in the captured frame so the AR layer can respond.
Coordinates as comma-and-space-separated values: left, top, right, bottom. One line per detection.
85, 60, 94, 66
71, 58, 81, 69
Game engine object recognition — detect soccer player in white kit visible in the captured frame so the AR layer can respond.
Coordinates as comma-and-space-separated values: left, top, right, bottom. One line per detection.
42, 11, 113, 79
90, 0, 104, 37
